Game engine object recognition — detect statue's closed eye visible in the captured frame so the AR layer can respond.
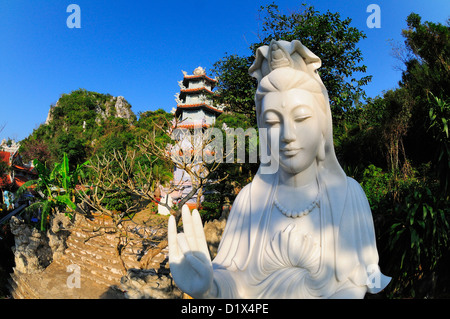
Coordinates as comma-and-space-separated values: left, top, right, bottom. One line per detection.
264, 112, 281, 126
265, 119, 280, 126
294, 115, 311, 123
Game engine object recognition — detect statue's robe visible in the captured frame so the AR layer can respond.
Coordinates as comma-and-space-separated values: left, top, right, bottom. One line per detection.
209, 169, 391, 299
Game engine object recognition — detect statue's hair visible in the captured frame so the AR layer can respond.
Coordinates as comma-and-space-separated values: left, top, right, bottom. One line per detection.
255, 67, 327, 126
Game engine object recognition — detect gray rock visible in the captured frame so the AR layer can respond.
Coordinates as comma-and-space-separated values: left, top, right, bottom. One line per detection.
120, 268, 183, 299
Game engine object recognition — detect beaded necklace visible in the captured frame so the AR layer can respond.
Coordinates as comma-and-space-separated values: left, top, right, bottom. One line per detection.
273, 179, 321, 218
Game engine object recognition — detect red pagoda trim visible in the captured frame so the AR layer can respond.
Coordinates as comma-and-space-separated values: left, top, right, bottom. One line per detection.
176, 123, 210, 129
13, 175, 29, 188
183, 74, 217, 83
177, 103, 223, 113
180, 87, 214, 94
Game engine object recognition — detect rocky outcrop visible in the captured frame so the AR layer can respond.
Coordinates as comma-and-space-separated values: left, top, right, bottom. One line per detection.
114, 96, 133, 120
45, 92, 135, 126
203, 218, 227, 259
9, 216, 52, 274
47, 213, 72, 260
120, 268, 182, 299
9, 213, 73, 275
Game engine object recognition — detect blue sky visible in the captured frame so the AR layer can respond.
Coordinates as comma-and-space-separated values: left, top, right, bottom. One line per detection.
0, 0, 449, 142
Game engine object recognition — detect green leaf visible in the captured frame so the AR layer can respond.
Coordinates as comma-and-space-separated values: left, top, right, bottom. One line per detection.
57, 194, 77, 211
61, 152, 69, 191
410, 228, 419, 248
40, 201, 53, 231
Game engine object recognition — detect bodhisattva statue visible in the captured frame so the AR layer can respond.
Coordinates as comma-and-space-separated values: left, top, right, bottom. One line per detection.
168, 40, 391, 299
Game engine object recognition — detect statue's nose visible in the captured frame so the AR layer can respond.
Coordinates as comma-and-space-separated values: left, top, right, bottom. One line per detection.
281, 120, 296, 143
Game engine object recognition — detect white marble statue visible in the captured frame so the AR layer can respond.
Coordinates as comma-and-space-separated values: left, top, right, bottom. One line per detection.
168, 39, 390, 299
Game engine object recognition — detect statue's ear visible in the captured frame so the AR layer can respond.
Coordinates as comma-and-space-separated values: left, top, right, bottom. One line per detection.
317, 135, 326, 162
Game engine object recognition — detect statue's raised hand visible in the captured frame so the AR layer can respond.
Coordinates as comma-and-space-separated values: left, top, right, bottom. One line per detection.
168, 204, 214, 298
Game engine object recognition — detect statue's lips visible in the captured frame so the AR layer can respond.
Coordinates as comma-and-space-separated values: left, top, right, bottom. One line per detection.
280, 147, 301, 157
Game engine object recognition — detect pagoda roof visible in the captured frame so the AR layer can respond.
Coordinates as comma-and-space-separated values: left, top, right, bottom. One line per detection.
180, 87, 214, 94
1, 150, 37, 190
179, 87, 214, 99
183, 74, 217, 82
176, 123, 210, 129
0, 151, 11, 165
176, 103, 223, 114
0, 174, 11, 189
182, 74, 217, 89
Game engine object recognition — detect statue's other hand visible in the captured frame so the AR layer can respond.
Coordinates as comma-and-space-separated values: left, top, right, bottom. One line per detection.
168, 204, 214, 298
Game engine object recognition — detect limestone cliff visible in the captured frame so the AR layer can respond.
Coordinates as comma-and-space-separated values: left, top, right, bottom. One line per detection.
45, 90, 135, 126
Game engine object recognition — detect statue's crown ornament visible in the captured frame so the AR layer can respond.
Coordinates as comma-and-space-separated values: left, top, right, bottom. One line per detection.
269, 43, 293, 70
249, 39, 323, 84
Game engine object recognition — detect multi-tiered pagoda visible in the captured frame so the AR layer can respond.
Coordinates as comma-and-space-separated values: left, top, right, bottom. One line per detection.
174, 66, 223, 128
164, 67, 223, 210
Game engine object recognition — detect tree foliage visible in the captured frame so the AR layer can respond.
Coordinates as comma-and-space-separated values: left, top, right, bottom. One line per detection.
253, 3, 371, 122
211, 4, 371, 127
349, 14, 450, 298
20, 89, 137, 168
211, 55, 257, 126
200, 112, 259, 220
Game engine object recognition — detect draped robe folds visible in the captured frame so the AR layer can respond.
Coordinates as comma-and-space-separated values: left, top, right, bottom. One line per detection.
208, 168, 391, 299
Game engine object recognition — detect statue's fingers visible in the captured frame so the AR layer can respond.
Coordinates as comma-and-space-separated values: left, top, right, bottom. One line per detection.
168, 215, 182, 261
186, 252, 212, 278
181, 204, 198, 251
191, 209, 211, 261
176, 232, 192, 256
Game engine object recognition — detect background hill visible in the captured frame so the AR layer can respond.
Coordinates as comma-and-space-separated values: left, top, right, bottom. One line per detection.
19, 89, 172, 169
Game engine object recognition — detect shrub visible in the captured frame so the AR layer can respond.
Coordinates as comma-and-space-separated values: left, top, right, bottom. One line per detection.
377, 179, 450, 298
361, 164, 391, 211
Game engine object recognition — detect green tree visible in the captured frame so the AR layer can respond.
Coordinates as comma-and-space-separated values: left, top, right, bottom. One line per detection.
211, 55, 257, 126
399, 14, 450, 166
252, 3, 371, 122
211, 3, 372, 135
359, 13, 450, 298
200, 112, 259, 220
55, 132, 87, 169
428, 94, 450, 195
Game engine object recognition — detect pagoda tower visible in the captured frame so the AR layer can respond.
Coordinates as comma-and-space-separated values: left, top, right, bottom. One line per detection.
167, 66, 223, 210
174, 66, 223, 128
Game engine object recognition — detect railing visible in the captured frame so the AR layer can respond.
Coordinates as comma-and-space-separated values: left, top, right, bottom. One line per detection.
0, 203, 27, 225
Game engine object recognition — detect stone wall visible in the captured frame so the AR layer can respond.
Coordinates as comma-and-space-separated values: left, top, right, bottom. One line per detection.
8, 213, 227, 299
8, 213, 178, 298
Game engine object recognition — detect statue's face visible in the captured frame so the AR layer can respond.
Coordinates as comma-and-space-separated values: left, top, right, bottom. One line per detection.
260, 89, 324, 175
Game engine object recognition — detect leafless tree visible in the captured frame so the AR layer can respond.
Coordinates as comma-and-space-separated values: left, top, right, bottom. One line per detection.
75, 116, 228, 270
